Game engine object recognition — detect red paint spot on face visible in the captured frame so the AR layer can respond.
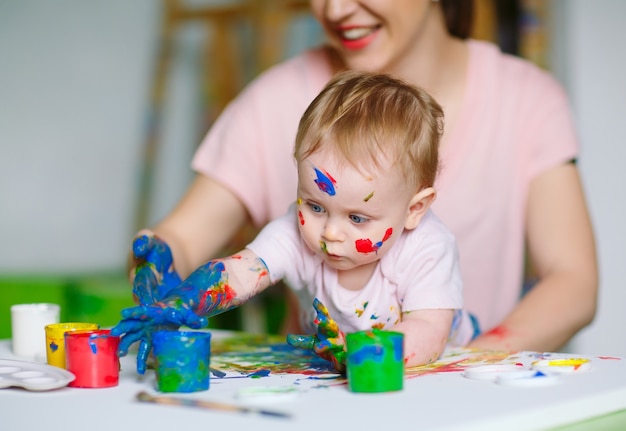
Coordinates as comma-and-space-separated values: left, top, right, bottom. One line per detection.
355, 239, 375, 253
355, 228, 393, 254
298, 211, 305, 225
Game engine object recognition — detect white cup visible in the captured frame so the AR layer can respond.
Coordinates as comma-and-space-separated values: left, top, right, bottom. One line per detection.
11, 303, 61, 361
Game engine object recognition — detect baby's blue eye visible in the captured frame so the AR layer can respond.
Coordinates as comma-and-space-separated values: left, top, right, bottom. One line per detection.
310, 203, 323, 213
350, 214, 367, 224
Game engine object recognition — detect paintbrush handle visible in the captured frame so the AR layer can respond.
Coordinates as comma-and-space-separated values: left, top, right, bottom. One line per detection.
136, 391, 291, 419
193, 399, 291, 419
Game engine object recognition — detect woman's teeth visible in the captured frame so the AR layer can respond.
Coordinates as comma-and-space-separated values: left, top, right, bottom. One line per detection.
341, 27, 376, 40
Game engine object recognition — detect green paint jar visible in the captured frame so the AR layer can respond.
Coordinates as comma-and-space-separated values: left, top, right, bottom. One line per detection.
346, 329, 404, 393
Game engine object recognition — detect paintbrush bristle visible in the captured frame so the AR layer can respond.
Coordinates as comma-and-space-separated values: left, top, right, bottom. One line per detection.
136, 391, 155, 402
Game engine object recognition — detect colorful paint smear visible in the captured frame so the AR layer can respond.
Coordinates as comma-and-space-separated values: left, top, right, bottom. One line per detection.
532, 358, 592, 374
319, 240, 328, 253
314, 167, 337, 196
206, 333, 612, 393
355, 228, 393, 254
171, 261, 239, 317
355, 301, 369, 317
211, 334, 337, 377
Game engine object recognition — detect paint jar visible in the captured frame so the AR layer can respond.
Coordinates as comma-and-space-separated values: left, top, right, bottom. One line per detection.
65, 329, 120, 388
45, 322, 99, 368
153, 330, 212, 393
346, 329, 404, 393
11, 303, 60, 361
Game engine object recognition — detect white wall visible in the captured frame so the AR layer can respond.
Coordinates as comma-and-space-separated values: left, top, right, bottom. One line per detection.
0, 0, 161, 272
551, 0, 626, 357
1, 1, 624, 354
0, 0, 321, 274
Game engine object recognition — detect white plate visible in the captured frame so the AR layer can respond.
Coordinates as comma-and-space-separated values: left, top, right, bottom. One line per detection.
0, 359, 75, 391
495, 370, 562, 387
462, 364, 526, 381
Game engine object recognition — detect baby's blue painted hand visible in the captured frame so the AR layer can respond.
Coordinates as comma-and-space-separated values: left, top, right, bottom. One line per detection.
114, 260, 236, 374
287, 298, 346, 373
111, 300, 207, 374
131, 232, 182, 306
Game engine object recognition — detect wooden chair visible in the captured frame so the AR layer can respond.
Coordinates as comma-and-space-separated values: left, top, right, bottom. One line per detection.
135, 0, 312, 334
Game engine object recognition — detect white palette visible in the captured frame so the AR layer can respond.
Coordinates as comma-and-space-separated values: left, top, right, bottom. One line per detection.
0, 359, 75, 391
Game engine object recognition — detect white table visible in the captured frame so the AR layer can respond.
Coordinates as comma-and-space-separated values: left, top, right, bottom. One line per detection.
1, 331, 626, 431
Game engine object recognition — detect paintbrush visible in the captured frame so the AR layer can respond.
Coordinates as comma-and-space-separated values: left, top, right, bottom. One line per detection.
135, 391, 291, 419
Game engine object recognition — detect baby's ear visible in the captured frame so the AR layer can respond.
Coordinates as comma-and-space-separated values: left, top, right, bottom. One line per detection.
405, 187, 436, 230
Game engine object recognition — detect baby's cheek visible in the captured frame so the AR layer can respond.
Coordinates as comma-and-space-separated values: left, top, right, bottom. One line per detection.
297, 221, 315, 252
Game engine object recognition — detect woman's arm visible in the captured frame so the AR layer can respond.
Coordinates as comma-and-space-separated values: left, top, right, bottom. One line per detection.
129, 173, 251, 279
469, 163, 598, 352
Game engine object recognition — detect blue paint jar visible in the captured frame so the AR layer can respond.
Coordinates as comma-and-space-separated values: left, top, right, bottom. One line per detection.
153, 330, 212, 393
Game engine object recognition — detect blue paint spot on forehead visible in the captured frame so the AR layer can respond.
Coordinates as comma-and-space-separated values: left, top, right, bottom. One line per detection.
314, 168, 336, 196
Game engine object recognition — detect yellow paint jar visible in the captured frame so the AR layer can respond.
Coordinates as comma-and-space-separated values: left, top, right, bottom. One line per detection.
45, 322, 99, 368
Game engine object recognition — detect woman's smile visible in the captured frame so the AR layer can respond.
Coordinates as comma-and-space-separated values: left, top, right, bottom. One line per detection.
336, 25, 381, 50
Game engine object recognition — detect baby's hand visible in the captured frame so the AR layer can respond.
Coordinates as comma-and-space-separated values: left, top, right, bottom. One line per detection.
111, 300, 207, 374
131, 231, 182, 305
287, 298, 346, 373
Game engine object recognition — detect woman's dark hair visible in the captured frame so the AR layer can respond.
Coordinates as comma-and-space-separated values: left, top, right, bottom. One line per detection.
441, 0, 474, 39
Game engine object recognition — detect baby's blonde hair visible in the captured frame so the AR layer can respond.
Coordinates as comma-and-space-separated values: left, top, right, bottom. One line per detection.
295, 71, 444, 190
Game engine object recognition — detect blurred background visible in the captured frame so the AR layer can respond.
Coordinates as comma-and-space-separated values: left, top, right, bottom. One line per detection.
0, 0, 624, 356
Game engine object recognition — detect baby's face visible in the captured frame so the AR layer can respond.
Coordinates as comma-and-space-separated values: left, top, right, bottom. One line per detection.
296, 148, 414, 272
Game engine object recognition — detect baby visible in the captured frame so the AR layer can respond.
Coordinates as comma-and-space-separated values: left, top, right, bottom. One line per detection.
112, 71, 475, 373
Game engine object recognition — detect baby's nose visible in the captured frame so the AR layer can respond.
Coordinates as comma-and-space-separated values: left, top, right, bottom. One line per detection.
322, 219, 344, 241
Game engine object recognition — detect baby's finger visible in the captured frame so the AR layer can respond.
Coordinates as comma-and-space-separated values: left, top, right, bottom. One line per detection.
184, 313, 208, 329
136, 339, 151, 375
110, 317, 150, 338
317, 316, 339, 338
132, 266, 158, 305
313, 297, 330, 317
286, 334, 316, 350
116, 329, 144, 356
314, 338, 338, 353
120, 305, 155, 320
132, 234, 155, 259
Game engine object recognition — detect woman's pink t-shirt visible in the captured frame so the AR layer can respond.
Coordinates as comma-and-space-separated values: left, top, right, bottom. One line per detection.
192, 40, 579, 332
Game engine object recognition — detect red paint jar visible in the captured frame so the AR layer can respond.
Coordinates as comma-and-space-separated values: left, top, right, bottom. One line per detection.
65, 329, 120, 388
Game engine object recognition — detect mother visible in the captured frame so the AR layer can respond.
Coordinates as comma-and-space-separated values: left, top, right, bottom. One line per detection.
127, 0, 597, 353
